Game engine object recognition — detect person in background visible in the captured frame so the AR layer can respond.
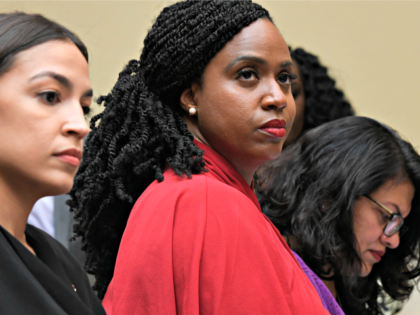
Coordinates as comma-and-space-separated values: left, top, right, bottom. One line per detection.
257, 116, 420, 315
28, 195, 87, 265
0, 12, 105, 315
69, 0, 330, 314
285, 47, 355, 147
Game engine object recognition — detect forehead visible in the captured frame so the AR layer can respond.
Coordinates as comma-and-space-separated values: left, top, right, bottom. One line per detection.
371, 179, 415, 217
292, 60, 303, 85
8, 40, 89, 83
212, 18, 291, 66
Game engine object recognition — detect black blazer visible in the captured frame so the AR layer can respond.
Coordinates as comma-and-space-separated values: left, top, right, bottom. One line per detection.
0, 224, 105, 315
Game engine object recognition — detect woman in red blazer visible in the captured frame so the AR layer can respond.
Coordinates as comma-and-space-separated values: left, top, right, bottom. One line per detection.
70, 1, 330, 314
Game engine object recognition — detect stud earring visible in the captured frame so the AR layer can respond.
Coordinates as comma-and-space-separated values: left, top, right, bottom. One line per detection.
189, 107, 197, 116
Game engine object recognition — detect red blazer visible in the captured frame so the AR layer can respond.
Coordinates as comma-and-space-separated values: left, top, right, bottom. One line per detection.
103, 141, 329, 315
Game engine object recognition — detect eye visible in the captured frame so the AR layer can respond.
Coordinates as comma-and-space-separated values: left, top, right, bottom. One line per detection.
82, 106, 91, 115
381, 212, 390, 221
377, 209, 390, 223
39, 91, 60, 105
277, 73, 296, 85
238, 68, 259, 81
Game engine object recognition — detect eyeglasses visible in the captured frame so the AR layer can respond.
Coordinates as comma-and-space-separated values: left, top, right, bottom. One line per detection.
363, 194, 406, 237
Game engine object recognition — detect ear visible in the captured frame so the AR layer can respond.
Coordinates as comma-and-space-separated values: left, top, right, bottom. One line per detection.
180, 82, 199, 114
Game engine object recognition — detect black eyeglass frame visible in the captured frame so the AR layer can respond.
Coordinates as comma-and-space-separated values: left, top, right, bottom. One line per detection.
362, 194, 405, 237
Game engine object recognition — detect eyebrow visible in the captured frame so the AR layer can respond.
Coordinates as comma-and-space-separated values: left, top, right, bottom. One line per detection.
29, 71, 93, 98
376, 198, 401, 216
389, 203, 402, 215
83, 89, 93, 98
225, 55, 294, 72
30, 71, 73, 90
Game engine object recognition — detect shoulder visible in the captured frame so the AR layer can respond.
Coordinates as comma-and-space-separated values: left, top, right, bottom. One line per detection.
26, 224, 67, 251
146, 168, 246, 197
136, 169, 250, 213
26, 225, 105, 314
26, 224, 83, 272
126, 169, 256, 240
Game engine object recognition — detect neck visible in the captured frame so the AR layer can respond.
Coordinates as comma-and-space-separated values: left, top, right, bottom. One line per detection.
0, 176, 38, 253
184, 116, 256, 185
322, 279, 337, 299
194, 137, 256, 185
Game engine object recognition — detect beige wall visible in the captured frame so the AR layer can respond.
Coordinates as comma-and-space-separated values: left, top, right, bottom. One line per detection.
1, 1, 419, 313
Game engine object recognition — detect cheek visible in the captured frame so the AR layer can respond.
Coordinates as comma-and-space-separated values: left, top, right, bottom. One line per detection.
294, 96, 305, 124
198, 83, 255, 136
353, 213, 382, 253
0, 119, 51, 172
0, 96, 60, 175
287, 94, 298, 129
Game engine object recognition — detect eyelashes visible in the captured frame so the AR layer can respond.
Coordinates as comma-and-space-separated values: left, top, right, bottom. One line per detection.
82, 106, 91, 115
277, 73, 295, 85
38, 90, 92, 116
38, 91, 60, 105
238, 68, 259, 81
237, 67, 297, 85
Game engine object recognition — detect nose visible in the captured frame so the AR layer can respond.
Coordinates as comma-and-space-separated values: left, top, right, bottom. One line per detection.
261, 78, 289, 111
62, 104, 89, 139
380, 232, 400, 249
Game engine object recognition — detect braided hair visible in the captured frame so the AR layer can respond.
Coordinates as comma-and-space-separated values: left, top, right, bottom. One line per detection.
69, 0, 272, 299
290, 47, 354, 133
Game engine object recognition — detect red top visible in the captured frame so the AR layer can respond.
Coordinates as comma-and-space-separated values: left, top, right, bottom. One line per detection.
103, 141, 329, 315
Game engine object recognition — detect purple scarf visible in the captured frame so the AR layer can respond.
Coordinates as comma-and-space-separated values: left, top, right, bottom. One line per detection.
293, 251, 345, 315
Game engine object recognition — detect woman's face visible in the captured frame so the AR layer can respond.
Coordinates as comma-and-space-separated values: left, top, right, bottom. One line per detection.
353, 179, 414, 277
284, 61, 305, 147
182, 19, 296, 179
0, 40, 91, 198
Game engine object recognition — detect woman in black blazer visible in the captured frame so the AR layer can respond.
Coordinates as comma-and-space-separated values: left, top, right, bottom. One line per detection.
0, 12, 105, 315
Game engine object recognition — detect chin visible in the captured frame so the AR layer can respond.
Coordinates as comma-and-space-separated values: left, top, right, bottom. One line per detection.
359, 264, 373, 277
265, 145, 284, 161
41, 173, 75, 196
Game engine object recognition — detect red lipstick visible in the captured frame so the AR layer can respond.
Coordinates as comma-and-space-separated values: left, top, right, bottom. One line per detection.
370, 250, 385, 262
259, 119, 287, 138
54, 148, 82, 167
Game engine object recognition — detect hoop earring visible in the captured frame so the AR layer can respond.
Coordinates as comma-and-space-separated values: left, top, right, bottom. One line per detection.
189, 107, 197, 116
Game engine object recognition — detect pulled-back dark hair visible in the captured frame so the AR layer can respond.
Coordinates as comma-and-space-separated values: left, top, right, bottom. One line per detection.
69, 0, 272, 299
290, 47, 354, 133
0, 12, 88, 76
257, 116, 420, 314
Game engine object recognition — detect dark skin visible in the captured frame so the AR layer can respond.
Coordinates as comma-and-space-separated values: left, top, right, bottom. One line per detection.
181, 19, 296, 185
284, 60, 305, 147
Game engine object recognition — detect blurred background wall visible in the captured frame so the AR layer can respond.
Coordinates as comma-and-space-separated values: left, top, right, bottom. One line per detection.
0, 1, 418, 313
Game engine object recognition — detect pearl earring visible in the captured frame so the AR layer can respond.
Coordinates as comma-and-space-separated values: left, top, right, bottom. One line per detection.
189, 107, 197, 116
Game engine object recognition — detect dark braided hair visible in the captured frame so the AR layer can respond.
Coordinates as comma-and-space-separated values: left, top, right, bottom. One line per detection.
69, 0, 272, 299
291, 47, 354, 133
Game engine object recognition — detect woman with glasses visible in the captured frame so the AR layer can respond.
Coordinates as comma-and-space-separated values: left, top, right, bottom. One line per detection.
256, 116, 420, 315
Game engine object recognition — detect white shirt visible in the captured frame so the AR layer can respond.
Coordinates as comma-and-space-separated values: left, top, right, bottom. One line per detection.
27, 196, 55, 237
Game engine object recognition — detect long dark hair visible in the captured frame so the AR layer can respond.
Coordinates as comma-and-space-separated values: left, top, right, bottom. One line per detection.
69, 0, 272, 299
290, 47, 354, 133
0, 12, 88, 75
257, 116, 420, 314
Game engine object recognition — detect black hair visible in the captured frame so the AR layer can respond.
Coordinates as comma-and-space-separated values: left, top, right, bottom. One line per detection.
69, 0, 272, 299
0, 12, 88, 76
257, 116, 420, 314
290, 47, 354, 133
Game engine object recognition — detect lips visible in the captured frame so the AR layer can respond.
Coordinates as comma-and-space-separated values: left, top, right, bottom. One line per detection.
54, 148, 82, 167
259, 119, 287, 138
370, 250, 385, 262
